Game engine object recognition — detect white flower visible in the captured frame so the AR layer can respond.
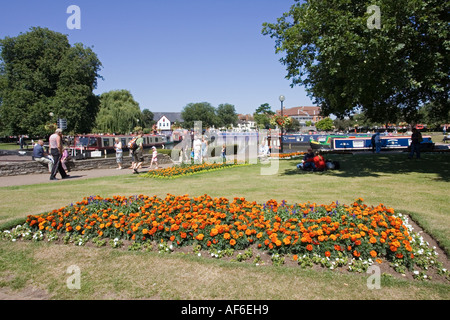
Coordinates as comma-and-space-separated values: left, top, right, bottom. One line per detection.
413, 270, 419, 275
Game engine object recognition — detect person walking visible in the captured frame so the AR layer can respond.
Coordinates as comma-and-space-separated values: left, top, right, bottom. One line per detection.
409, 128, 422, 159
149, 146, 158, 169
201, 137, 208, 163
114, 137, 123, 169
374, 131, 382, 153
19, 135, 25, 149
49, 129, 69, 180
131, 131, 144, 174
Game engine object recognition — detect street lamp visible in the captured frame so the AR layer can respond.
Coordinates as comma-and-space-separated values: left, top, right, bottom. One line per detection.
279, 95, 285, 153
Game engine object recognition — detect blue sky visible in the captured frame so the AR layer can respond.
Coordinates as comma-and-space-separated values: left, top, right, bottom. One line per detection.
0, 0, 314, 115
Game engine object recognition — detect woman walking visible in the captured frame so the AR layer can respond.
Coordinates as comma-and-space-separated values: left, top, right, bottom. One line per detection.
114, 137, 123, 169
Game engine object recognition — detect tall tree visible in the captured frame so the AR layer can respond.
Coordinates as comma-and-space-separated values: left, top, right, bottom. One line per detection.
94, 90, 142, 134
253, 103, 275, 129
262, 0, 449, 124
0, 27, 102, 135
141, 108, 154, 129
216, 103, 238, 128
181, 102, 218, 129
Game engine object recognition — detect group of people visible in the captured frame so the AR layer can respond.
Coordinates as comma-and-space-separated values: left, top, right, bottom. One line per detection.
178, 136, 210, 164
297, 148, 328, 172
33, 128, 72, 180
114, 131, 159, 174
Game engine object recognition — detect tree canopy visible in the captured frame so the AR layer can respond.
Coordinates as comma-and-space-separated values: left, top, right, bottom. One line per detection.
94, 90, 143, 134
181, 102, 239, 129
253, 103, 275, 129
216, 103, 239, 128
0, 27, 102, 136
262, 0, 449, 124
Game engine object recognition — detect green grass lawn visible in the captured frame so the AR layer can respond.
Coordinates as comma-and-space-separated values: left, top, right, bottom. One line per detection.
0, 152, 449, 299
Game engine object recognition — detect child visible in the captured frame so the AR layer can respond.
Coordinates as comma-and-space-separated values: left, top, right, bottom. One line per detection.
221, 144, 226, 163
150, 146, 158, 169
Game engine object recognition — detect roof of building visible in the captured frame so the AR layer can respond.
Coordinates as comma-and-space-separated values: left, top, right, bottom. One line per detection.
276, 106, 322, 117
153, 112, 184, 123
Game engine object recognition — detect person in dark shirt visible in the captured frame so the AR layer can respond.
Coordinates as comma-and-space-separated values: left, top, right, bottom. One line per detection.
409, 128, 422, 159
297, 148, 315, 171
33, 140, 53, 173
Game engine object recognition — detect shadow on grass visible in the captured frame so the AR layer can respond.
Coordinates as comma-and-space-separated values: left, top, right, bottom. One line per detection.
282, 152, 450, 181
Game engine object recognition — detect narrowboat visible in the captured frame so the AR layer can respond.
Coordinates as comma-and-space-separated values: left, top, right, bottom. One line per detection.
310, 134, 372, 150
70, 134, 168, 158
310, 134, 434, 151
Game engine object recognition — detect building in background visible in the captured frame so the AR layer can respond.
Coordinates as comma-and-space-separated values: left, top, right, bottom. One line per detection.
276, 106, 322, 127
153, 112, 184, 131
235, 114, 257, 132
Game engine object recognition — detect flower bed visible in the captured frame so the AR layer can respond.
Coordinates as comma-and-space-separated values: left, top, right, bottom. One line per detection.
4, 194, 447, 280
140, 162, 250, 179
276, 151, 305, 159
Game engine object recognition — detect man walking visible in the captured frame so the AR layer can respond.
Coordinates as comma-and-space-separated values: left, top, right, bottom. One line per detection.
49, 129, 69, 180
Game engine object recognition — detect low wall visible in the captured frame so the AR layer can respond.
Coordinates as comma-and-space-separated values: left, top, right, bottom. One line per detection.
0, 154, 174, 177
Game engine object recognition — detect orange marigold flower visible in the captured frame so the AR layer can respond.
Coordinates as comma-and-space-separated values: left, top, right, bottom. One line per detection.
370, 250, 377, 258
306, 244, 313, 251
142, 229, 148, 235
196, 233, 204, 241
324, 251, 331, 257
230, 239, 236, 246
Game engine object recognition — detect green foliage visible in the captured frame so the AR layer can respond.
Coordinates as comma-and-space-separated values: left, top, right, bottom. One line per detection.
181, 102, 239, 129
94, 89, 142, 134
253, 103, 275, 129
216, 103, 238, 128
181, 102, 218, 129
315, 117, 334, 131
262, 0, 449, 124
0, 27, 102, 135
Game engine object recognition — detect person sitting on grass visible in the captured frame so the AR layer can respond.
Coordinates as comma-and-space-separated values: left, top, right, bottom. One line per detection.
313, 151, 326, 172
297, 148, 315, 171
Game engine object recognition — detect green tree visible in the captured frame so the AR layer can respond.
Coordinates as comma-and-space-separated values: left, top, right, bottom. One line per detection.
94, 90, 142, 134
216, 103, 238, 128
0, 27, 102, 135
141, 108, 154, 129
253, 103, 275, 129
262, 0, 449, 124
181, 102, 218, 129
419, 100, 450, 129
315, 117, 334, 131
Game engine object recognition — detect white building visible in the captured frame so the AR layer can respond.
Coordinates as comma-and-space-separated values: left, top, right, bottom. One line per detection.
153, 112, 183, 131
